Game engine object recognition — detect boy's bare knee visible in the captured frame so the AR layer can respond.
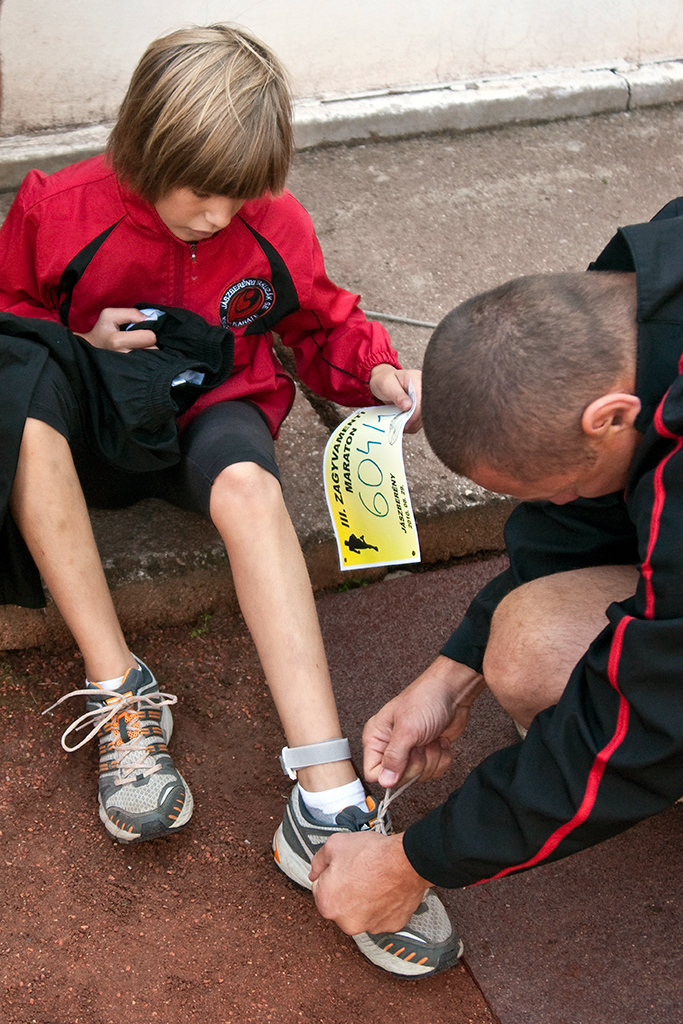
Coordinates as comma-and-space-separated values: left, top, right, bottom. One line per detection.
210, 461, 282, 518
216, 460, 269, 484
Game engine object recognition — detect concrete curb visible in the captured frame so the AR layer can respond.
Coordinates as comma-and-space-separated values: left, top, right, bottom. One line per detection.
294, 66, 628, 148
0, 391, 514, 652
0, 124, 112, 190
1, 60, 682, 189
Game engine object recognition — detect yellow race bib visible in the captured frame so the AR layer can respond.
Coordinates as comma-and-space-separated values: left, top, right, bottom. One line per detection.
323, 382, 421, 570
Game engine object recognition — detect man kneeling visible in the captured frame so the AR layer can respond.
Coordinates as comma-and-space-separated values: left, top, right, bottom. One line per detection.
310, 199, 683, 936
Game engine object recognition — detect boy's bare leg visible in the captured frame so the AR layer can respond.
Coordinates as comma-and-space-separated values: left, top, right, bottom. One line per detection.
9, 418, 136, 682
12, 418, 192, 843
210, 462, 356, 792
212, 463, 462, 979
483, 564, 639, 728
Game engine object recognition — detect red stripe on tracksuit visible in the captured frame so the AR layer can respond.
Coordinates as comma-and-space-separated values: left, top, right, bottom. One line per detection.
642, 385, 683, 618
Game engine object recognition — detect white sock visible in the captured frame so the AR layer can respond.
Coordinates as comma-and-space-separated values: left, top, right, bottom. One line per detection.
87, 655, 140, 690
85, 673, 126, 690
299, 778, 368, 823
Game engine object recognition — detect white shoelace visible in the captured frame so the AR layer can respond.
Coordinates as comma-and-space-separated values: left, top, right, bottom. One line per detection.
42, 687, 178, 752
373, 774, 420, 835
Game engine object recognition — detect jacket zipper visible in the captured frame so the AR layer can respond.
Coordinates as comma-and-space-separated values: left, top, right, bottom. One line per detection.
174, 243, 198, 305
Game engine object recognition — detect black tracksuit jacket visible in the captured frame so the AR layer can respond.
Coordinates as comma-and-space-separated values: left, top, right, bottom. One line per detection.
403, 198, 683, 888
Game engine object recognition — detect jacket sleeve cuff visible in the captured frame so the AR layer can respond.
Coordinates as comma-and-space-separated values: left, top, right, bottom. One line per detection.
439, 615, 487, 673
402, 804, 465, 888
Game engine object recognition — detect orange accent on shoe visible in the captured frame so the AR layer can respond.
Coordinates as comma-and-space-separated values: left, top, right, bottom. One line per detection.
393, 947, 406, 957
417, 956, 429, 966
273, 837, 281, 864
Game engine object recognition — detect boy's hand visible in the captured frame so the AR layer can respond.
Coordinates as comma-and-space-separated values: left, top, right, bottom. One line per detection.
369, 365, 422, 432
363, 656, 486, 788
75, 308, 158, 352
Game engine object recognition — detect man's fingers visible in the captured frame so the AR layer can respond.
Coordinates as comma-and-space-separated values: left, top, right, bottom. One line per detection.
108, 309, 158, 350
362, 714, 395, 782
309, 842, 332, 883
310, 830, 429, 935
418, 737, 453, 780
364, 706, 436, 787
120, 309, 151, 322
375, 733, 415, 787
77, 307, 160, 351
382, 378, 410, 410
369, 364, 413, 409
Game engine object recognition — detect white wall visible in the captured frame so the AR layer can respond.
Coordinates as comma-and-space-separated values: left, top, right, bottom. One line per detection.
2, 0, 683, 136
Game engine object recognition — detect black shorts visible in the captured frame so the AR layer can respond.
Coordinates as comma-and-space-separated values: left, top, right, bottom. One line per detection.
27, 357, 280, 519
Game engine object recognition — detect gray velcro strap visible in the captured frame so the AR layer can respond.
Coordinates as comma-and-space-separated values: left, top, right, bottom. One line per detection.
279, 738, 352, 779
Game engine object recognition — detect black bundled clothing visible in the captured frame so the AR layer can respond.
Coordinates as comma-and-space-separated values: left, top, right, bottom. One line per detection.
0, 306, 233, 608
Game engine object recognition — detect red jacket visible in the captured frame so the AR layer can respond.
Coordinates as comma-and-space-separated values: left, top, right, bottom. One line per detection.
0, 156, 399, 436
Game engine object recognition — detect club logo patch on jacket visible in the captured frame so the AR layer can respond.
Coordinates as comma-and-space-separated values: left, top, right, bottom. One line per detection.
220, 278, 274, 328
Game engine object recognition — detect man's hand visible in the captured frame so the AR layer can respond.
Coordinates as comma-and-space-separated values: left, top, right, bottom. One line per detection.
369, 364, 422, 432
363, 656, 486, 787
75, 308, 158, 352
310, 830, 430, 935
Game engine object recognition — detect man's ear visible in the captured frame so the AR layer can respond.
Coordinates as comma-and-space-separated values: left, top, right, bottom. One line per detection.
581, 392, 641, 440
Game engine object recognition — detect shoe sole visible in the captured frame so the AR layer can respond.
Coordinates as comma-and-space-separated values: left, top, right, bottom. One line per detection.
513, 719, 528, 741
352, 931, 464, 978
272, 823, 313, 889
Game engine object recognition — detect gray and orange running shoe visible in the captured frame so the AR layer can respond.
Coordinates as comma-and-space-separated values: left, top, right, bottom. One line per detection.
273, 783, 463, 977
46, 658, 193, 843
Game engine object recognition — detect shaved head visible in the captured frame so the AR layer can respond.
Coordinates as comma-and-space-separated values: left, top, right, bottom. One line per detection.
422, 272, 637, 482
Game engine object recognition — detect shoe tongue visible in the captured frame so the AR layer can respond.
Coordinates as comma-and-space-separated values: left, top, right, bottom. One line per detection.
335, 804, 373, 831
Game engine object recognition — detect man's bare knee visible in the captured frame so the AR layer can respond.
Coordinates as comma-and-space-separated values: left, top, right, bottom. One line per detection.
483, 582, 551, 712
483, 566, 638, 723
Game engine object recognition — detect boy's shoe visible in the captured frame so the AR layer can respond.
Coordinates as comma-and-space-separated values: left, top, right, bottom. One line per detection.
48, 659, 193, 843
273, 784, 463, 977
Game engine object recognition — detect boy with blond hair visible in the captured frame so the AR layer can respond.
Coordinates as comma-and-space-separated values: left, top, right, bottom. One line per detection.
0, 24, 460, 975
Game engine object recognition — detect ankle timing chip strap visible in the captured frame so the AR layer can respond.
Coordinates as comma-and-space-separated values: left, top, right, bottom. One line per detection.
279, 738, 352, 779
